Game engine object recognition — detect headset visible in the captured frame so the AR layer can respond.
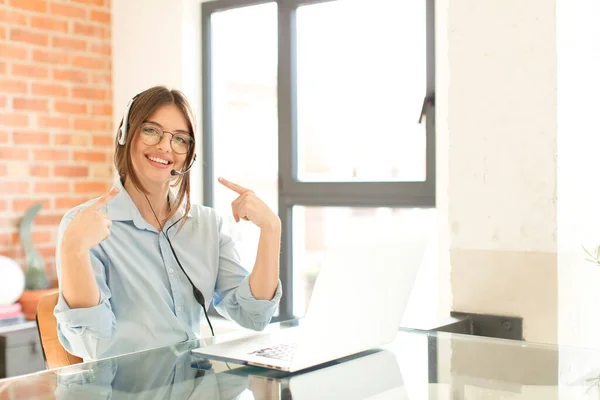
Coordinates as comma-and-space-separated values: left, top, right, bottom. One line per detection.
118, 93, 213, 336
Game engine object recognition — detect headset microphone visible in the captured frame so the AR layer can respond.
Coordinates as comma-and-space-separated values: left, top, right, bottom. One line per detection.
171, 154, 197, 176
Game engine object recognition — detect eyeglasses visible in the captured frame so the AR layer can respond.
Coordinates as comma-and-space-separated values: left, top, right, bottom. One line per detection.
139, 122, 193, 154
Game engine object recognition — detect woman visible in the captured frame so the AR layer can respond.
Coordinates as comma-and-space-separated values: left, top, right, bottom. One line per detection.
54, 86, 282, 361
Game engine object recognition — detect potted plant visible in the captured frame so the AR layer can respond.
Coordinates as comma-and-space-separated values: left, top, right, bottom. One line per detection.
583, 245, 600, 266
17, 203, 57, 320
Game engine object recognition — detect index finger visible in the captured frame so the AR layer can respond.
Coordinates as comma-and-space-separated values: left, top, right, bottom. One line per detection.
218, 177, 251, 195
89, 187, 120, 211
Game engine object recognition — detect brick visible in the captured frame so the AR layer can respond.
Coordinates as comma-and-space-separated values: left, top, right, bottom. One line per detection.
73, 118, 106, 131
53, 69, 88, 83
92, 134, 113, 146
0, 9, 28, 25
73, 22, 105, 38
75, 181, 108, 193
54, 165, 88, 177
12, 198, 51, 212
52, 36, 86, 52
34, 181, 70, 193
9, 232, 19, 246
0, 147, 29, 160
10, 29, 49, 47
32, 231, 52, 244
32, 49, 69, 65
0, 43, 28, 60
38, 246, 56, 258
0, 114, 28, 128
30, 164, 50, 177
33, 149, 69, 161
0, 233, 12, 247
54, 101, 87, 114
4, 181, 29, 194
71, 87, 107, 101
36, 214, 64, 226
89, 43, 111, 56
91, 72, 111, 85
38, 116, 70, 129
90, 10, 110, 24
0, 199, 6, 212
13, 98, 49, 112
55, 197, 89, 209
73, 150, 106, 163
0, 25, 4, 40
52, 133, 89, 146
90, 164, 113, 178
11, 63, 49, 79
8, 0, 47, 13
6, 163, 29, 178
32, 83, 68, 97
71, 55, 106, 70
50, 3, 86, 19
13, 131, 50, 145
0, 96, 6, 108
30, 16, 69, 33
0, 132, 8, 144
71, 0, 104, 5
0, 62, 5, 74
0, 249, 23, 260
0, 79, 28, 94
91, 104, 112, 116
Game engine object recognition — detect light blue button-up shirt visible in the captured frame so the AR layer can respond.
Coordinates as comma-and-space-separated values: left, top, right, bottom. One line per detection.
54, 178, 282, 361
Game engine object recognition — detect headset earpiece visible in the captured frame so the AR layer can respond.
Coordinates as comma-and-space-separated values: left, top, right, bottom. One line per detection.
118, 95, 138, 146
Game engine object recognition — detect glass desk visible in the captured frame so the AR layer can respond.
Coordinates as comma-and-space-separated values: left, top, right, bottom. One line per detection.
1, 320, 600, 399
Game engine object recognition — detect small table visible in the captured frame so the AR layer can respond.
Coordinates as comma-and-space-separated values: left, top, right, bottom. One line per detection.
0, 321, 45, 379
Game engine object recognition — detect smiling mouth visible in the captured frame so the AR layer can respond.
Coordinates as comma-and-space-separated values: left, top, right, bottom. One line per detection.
145, 155, 173, 166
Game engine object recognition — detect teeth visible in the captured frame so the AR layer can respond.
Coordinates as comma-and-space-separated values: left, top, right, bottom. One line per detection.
148, 156, 169, 165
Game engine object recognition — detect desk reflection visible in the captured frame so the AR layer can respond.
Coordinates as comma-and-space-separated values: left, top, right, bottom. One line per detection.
54, 341, 249, 400
52, 340, 408, 399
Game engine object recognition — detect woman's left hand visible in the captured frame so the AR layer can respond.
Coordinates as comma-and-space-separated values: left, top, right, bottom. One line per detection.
218, 177, 281, 230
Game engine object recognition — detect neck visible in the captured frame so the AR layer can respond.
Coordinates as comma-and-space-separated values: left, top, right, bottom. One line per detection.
123, 178, 171, 227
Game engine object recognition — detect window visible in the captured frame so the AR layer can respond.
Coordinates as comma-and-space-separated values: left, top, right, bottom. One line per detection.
202, 0, 435, 321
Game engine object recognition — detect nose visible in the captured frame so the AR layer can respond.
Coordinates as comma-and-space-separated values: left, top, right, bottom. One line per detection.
156, 133, 172, 152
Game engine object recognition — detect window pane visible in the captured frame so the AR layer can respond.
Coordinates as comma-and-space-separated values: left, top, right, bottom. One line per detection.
292, 206, 437, 324
296, 0, 426, 182
211, 3, 278, 271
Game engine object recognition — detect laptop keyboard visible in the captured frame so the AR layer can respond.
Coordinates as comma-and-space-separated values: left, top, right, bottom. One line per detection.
248, 343, 296, 361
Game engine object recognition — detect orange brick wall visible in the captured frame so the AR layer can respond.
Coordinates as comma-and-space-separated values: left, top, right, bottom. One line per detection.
0, 0, 113, 282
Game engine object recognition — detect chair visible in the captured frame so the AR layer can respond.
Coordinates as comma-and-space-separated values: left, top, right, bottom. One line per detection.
36, 292, 83, 369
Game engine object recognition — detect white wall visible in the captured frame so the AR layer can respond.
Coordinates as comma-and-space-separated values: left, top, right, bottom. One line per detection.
557, 0, 600, 349
444, 0, 558, 343
435, 0, 451, 319
112, 0, 203, 204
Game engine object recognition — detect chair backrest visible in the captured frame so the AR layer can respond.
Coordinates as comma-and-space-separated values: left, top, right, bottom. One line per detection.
36, 292, 83, 369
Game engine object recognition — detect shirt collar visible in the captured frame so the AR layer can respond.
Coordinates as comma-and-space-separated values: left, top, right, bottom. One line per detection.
107, 177, 193, 230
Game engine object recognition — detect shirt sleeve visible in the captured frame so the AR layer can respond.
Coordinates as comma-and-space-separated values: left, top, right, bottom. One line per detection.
212, 217, 282, 331
53, 214, 117, 361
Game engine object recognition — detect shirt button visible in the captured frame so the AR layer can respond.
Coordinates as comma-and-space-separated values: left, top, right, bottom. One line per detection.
169, 268, 174, 274
177, 306, 182, 312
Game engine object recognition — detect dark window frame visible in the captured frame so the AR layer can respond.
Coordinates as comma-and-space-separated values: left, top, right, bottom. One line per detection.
201, 0, 435, 321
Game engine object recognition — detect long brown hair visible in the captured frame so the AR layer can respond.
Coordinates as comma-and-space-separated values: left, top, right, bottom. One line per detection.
114, 86, 196, 226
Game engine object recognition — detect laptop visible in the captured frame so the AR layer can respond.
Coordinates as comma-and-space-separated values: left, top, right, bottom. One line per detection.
193, 234, 428, 373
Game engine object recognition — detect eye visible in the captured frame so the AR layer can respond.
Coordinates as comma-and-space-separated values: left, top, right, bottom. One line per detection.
142, 126, 159, 135
174, 135, 189, 145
